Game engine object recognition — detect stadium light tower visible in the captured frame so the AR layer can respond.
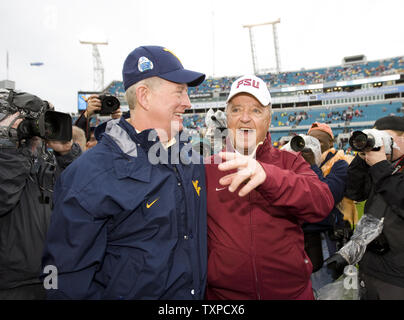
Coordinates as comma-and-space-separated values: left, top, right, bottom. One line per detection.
243, 19, 281, 74
79, 40, 108, 91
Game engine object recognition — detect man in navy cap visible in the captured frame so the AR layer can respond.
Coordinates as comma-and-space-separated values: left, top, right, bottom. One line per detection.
42, 46, 207, 299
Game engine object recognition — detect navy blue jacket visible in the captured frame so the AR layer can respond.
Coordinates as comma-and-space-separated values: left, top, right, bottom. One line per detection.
42, 118, 207, 299
302, 151, 348, 233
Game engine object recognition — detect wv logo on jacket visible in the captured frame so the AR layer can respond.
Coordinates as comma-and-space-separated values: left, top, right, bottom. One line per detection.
192, 180, 201, 197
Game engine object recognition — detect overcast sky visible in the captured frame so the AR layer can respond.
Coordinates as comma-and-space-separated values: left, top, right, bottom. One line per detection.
1, 0, 404, 113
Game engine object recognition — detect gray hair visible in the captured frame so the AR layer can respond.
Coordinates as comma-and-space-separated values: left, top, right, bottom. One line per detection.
125, 77, 162, 110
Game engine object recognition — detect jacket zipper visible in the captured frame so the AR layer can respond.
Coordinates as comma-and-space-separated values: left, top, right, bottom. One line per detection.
172, 165, 188, 239
250, 191, 261, 300
173, 164, 197, 297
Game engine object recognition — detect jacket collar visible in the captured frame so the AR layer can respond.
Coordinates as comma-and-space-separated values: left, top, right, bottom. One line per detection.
103, 118, 152, 182
255, 133, 272, 159
103, 118, 196, 181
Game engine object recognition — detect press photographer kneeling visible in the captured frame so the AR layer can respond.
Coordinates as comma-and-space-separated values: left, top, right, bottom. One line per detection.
0, 89, 81, 299
326, 115, 404, 300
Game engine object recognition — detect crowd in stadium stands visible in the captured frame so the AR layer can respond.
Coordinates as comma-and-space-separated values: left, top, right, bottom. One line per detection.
182, 113, 206, 130
182, 101, 402, 135
105, 81, 125, 97
100, 56, 404, 100
268, 102, 401, 128
188, 56, 404, 96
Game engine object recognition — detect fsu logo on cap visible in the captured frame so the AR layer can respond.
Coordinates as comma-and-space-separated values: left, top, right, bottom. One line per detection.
236, 78, 260, 89
138, 56, 154, 72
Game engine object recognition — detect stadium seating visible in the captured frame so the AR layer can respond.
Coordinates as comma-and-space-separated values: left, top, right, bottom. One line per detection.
182, 101, 402, 151
101, 56, 404, 98
271, 102, 402, 127
105, 81, 125, 96
188, 56, 404, 96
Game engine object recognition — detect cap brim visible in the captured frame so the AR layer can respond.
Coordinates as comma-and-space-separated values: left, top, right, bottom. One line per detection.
159, 69, 205, 87
226, 90, 270, 107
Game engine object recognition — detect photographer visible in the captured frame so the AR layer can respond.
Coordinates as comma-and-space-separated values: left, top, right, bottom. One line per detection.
74, 94, 122, 141
0, 89, 81, 299
327, 115, 404, 299
297, 123, 355, 294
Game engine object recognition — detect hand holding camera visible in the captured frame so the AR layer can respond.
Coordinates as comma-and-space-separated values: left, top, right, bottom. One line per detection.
85, 94, 120, 117
0, 112, 23, 147
363, 144, 388, 166
84, 95, 102, 118
349, 129, 397, 166
0, 112, 23, 129
349, 129, 395, 154
1, 90, 72, 143
301, 148, 316, 166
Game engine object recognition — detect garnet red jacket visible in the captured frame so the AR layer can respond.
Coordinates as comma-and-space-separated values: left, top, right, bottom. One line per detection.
205, 135, 334, 300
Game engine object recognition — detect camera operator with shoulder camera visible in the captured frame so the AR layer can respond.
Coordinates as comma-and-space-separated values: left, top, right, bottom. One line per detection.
326, 115, 404, 300
74, 94, 122, 142
0, 89, 81, 299
287, 123, 355, 294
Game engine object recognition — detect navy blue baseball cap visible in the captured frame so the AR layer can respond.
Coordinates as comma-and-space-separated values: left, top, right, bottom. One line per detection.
122, 46, 206, 91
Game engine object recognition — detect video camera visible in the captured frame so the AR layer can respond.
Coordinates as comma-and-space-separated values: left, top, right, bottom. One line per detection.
349, 129, 394, 154
96, 94, 120, 115
281, 134, 322, 166
290, 135, 310, 152
0, 89, 72, 141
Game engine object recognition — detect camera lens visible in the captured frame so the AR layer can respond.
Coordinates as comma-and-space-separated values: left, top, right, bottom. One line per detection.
351, 132, 368, 150
349, 131, 376, 152
98, 95, 120, 115
105, 97, 114, 107
290, 135, 305, 152
44, 121, 55, 138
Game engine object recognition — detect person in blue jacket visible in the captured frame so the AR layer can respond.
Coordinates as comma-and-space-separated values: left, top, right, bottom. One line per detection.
41, 46, 207, 299
300, 123, 353, 293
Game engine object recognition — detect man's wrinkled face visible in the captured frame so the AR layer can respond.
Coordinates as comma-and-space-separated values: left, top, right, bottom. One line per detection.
226, 93, 271, 155
147, 78, 191, 141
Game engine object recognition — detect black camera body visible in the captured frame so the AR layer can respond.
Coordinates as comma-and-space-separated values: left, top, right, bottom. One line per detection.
0, 89, 72, 142
17, 111, 72, 141
97, 95, 120, 115
328, 220, 354, 251
349, 129, 393, 154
